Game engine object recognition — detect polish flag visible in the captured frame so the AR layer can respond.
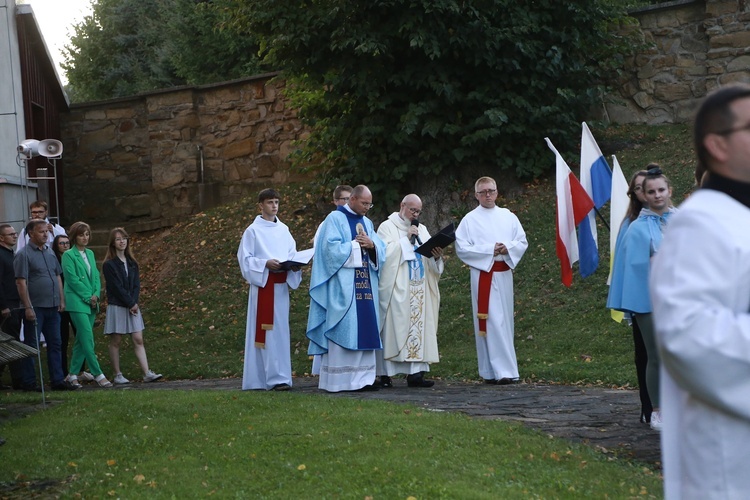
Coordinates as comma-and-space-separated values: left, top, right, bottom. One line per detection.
545, 138, 595, 287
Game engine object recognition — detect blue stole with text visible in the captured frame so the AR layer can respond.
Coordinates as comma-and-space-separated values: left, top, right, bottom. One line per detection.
339, 206, 381, 349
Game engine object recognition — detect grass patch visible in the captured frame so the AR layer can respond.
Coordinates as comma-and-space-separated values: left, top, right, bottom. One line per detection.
0, 390, 661, 498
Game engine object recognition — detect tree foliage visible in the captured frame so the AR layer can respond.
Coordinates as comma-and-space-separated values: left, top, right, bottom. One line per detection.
62, 0, 263, 102
226, 0, 637, 204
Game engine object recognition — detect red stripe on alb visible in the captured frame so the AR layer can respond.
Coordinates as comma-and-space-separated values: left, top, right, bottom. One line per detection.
255, 271, 288, 348
477, 261, 511, 336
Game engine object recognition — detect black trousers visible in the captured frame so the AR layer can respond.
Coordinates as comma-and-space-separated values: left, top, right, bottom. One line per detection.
631, 316, 653, 422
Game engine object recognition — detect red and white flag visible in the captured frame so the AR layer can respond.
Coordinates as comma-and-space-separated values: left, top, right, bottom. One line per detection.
545, 138, 595, 287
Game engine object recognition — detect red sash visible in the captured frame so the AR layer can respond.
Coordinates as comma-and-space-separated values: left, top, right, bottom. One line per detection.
477, 261, 510, 337
255, 271, 288, 348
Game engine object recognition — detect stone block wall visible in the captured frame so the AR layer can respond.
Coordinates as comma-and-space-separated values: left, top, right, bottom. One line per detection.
61, 73, 310, 228
60, 2, 750, 229
606, 0, 750, 124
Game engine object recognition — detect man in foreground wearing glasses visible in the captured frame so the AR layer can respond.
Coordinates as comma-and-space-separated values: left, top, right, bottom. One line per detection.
650, 84, 750, 498
0, 224, 33, 390
376, 194, 444, 388
17, 200, 66, 250
306, 185, 386, 392
456, 176, 528, 385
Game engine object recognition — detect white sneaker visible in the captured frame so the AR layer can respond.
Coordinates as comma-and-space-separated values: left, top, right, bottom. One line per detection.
113, 373, 130, 385
650, 410, 663, 431
143, 370, 163, 383
79, 371, 95, 382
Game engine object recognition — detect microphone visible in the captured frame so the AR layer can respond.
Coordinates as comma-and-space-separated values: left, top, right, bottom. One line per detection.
410, 219, 422, 245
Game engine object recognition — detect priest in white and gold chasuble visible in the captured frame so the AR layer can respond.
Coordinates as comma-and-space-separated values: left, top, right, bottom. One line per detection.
377, 195, 444, 379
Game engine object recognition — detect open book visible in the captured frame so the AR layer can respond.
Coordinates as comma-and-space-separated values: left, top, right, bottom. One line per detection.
415, 222, 456, 257
279, 247, 315, 271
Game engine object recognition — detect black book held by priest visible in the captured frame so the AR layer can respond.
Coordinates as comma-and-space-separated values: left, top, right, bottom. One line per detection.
415, 222, 456, 257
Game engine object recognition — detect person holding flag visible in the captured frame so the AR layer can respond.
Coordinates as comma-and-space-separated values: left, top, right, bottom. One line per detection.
610, 168, 652, 425
607, 166, 676, 431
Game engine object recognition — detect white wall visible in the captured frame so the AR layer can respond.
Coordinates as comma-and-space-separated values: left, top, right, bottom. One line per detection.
0, 0, 32, 229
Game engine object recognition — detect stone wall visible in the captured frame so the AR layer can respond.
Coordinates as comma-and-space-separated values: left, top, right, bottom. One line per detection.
60, 2, 750, 229
61, 73, 309, 229
606, 0, 750, 124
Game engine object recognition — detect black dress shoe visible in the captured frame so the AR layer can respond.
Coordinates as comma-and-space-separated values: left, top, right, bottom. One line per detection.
355, 384, 380, 392
271, 383, 291, 391
497, 378, 517, 385
21, 385, 42, 392
52, 380, 80, 391
379, 376, 393, 388
406, 373, 434, 388
484, 379, 498, 385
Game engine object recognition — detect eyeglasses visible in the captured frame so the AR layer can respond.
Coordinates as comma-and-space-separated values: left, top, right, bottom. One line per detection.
407, 208, 422, 215
115, 238, 129, 243
362, 203, 374, 209
58, 241, 70, 246
476, 189, 497, 196
336, 197, 350, 202
30, 210, 46, 215
1, 232, 18, 237
717, 122, 750, 136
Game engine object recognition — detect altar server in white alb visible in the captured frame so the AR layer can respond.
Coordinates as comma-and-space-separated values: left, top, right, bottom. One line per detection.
650, 84, 750, 499
376, 194, 444, 388
237, 188, 302, 391
456, 176, 528, 385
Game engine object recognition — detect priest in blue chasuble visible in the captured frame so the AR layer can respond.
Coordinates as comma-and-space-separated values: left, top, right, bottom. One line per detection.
307, 185, 386, 392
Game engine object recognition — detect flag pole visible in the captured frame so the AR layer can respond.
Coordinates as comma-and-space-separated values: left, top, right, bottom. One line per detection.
594, 206, 610, 231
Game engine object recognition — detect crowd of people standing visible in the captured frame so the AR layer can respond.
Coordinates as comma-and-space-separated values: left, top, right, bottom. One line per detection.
0, 202, 161, 392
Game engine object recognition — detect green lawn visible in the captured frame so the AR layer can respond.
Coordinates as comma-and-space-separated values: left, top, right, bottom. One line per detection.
1, 390, 661, 498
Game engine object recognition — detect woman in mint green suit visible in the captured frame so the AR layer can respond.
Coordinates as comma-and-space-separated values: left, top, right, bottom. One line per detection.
62, 221, 112, 388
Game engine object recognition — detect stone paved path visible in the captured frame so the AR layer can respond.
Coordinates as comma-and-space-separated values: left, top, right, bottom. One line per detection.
123, 376, 662, 467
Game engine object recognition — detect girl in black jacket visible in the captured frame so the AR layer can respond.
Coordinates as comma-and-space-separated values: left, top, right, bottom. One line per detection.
102, 228, 162, 384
